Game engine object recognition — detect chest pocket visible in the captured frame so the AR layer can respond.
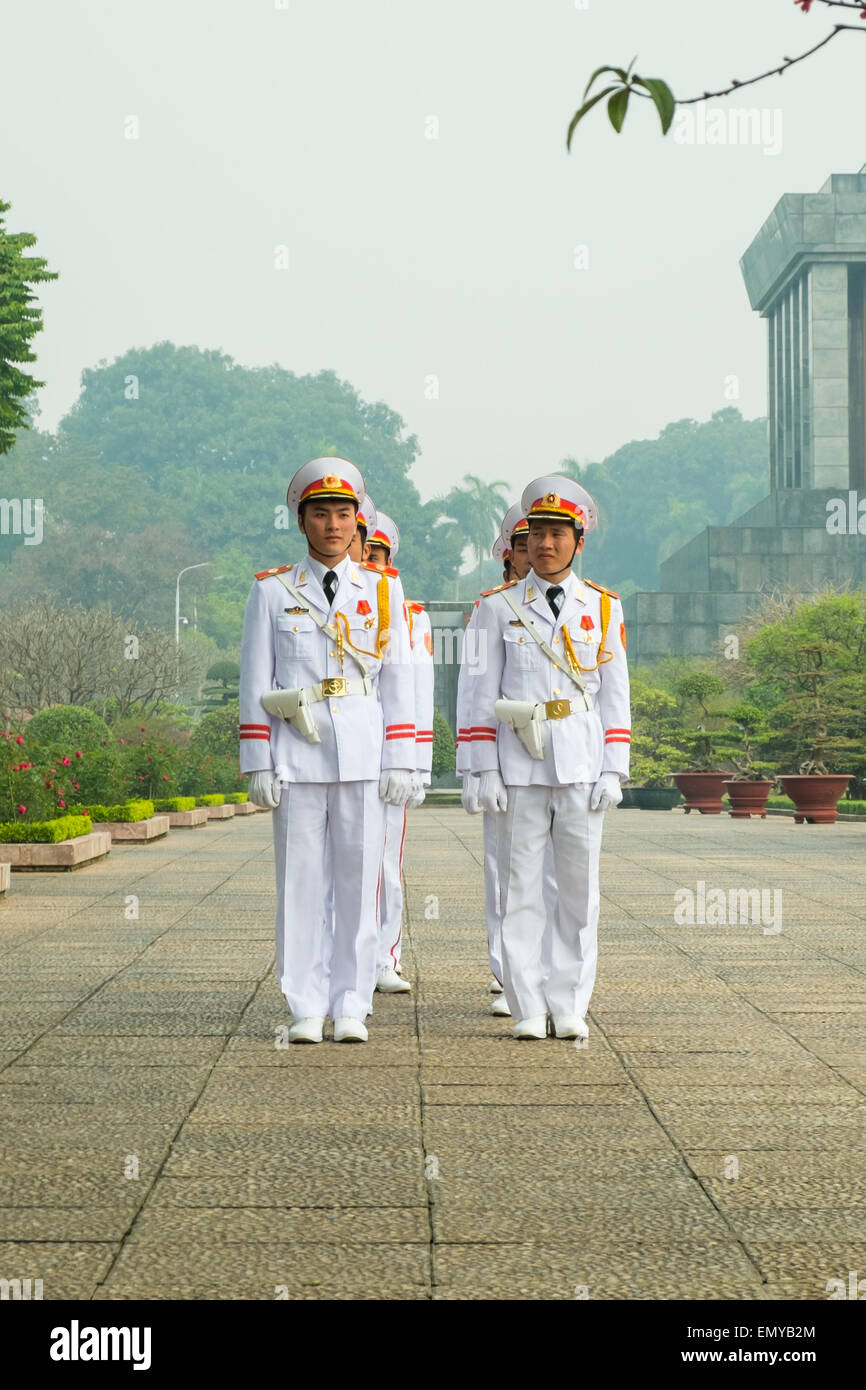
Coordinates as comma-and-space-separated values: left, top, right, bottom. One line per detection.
503, 625, 539, 670
275, 615, 317, 660
563, 621, 601, 672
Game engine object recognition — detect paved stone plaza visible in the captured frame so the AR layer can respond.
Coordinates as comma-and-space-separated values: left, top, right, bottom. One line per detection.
1, 807, 865, 1300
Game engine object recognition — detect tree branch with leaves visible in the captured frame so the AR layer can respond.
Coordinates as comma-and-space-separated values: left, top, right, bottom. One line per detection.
567, 1, 866, 148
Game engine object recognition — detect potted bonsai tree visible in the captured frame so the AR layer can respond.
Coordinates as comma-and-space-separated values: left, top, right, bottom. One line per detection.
722, 703, 777, 819
622, 679, 684, 809
742, 594, 862, 824
671, 672, 737, 814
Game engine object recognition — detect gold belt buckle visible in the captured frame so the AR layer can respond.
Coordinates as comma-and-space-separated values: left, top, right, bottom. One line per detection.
322, 677, 347, 697
544, 698, 571, 720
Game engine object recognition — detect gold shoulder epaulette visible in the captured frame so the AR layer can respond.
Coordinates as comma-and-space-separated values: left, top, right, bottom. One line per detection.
255, 563, 293, 580
361, 561, 400, 578
480, 579, 518, 598
584, 578, 620, 599
406, 600, 425, 613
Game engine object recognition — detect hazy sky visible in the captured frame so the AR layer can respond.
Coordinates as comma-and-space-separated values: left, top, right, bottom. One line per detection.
3, 0, 865, 501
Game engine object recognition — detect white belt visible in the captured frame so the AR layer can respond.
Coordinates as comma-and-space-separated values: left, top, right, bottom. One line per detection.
305, 676, 374, 701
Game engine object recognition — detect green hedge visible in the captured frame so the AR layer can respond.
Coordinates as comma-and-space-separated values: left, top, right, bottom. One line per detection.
225, 792, 250, 804
72, 799, 155, 823
0, 814, 92, 844
766, 795, 866, 814
196, 794, 225, 806
151, 797, 197, 812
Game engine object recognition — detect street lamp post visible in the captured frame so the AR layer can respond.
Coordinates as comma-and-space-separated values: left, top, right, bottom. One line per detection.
175, 563, 213, 645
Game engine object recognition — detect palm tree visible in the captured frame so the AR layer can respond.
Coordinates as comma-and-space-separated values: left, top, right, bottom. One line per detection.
437, 473, 511, 590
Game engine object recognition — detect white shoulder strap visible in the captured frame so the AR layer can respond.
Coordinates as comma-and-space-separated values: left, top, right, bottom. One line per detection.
274, 574, 371, 681
500, 589, 587, 694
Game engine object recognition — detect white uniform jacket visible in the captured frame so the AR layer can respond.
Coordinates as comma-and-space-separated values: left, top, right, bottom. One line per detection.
465, 569, 631, 786
406, 601, 435, 782
239, 560, 415, 782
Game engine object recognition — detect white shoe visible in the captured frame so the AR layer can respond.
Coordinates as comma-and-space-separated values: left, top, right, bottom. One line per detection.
490, 994, 512, 1017
288, 1016, 325, 1044
334, 1016, 368, 1043
376, 967, 412, 993
513, 1014, 549, 1040
489, 977, 503, 994
552, 1014, 589, 1040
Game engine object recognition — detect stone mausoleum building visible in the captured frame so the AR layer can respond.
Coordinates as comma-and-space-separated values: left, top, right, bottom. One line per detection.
621, 165, 866, 664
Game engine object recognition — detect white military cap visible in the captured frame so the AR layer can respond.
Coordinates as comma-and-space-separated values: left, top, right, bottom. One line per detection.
499, 503, 529, 554
520, 474, 598, 533
368, 509, 400, 559
492, 534, 509, 564
286, 457, 365, 516
356, 493, 378, 536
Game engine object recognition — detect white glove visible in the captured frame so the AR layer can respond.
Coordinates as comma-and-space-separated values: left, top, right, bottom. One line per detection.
590, 771, 622, 812
460, 774, 481, 815
477, 770, 508, 814
379, 769, 414, 807
406, 773, 426, 809
248, 770, 282, 809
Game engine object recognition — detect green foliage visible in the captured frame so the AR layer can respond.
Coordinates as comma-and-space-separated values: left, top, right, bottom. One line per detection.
674, 671, 739, 772
0, 814, 91, 844
225, 792, 250, 804
115, 740, 183, 799
24, 705, 112, 751
0, 724, 86, 822
725, 703, 777, 780
178, 750, 244, 797
196, 794, 226, 806
201, 661, 239, 713
742, 593, 866, 774
431, 708, 456, 778
562, 409, 768, 594
437, 475, 511, 590
74, 799, 154, 823
0, 200, 58, 454
189, 700, 239, 760
151, 796, 196, 812
567, 59, 674, 146
0, 342, 463, 626
626, 679, 685, 786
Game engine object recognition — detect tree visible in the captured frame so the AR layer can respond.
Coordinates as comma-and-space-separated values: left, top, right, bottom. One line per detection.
439, 473, 511, 588
0, 200, 57, 454
741, 593, 866, 774
0, 600, 208, 717
567, 3, 866, 148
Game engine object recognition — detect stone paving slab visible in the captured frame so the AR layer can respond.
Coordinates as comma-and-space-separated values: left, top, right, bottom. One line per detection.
1, 808, 866, 1298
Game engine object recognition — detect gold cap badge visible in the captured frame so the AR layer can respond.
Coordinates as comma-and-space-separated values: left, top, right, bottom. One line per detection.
544, 491, 560, 507
322, 473, 341, 489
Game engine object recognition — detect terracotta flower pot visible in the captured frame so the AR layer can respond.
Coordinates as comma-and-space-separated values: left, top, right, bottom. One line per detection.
778, 774, 852, 825
671, 771, 727, 815
723, 779, 774, 820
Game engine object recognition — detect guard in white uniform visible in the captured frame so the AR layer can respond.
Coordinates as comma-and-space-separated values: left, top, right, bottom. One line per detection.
239, 459, 416, 1044
366, 512, 434, 992
466, 475, 630, 1040
457, 509, 558, 1019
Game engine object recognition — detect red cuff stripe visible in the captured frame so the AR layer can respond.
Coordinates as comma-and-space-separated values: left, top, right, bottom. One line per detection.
386, 723, 415, 731
606, 727, 631, 734
240, 723, 270, 731
386, 731, 416, 739
471, 726, 496, 735
605, 736, 631, 743
240, 732, 270, 741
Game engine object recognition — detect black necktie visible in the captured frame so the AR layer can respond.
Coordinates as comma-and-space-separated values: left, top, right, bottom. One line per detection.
323, 570, 338, 606
546, 585, 563, 616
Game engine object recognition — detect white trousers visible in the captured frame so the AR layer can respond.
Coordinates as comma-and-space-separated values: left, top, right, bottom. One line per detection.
496, 783, 603, 1022
273, 781, 384, 1020
483, 809, 558, 987
378, 802, 407, 973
